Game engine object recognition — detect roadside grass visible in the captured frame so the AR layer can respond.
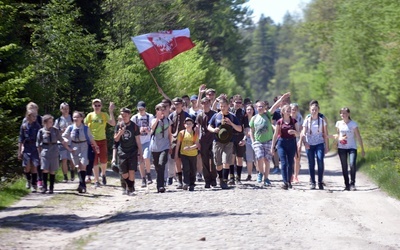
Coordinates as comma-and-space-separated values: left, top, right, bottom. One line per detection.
0, 178, 30, 210
358, 148, 400, 200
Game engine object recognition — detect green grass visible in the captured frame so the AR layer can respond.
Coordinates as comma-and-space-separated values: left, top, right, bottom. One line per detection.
358, 148, 400, 200
0, 178, 30, 210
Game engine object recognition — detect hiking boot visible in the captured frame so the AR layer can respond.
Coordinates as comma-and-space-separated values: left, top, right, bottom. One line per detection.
147, 173, 153, 184
102, 175, 107, 185
257, 173, 263, 183
245, 175, 252, 181
141, 177, 147, 188
318, 183, 324, 190
264, 178, 271, 187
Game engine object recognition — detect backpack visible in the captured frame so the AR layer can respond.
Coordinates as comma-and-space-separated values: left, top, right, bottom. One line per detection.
68, 125, 91, 142
134, 114, 150, 127
151, 118, 169, 139
55, 115, 73, 129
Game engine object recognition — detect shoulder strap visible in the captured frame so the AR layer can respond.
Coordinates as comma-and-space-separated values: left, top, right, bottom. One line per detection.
84, 125, 90, 142
146, 114, 149, 124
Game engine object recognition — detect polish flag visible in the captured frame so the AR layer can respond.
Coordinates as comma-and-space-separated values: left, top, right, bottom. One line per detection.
131, 28, 196, 70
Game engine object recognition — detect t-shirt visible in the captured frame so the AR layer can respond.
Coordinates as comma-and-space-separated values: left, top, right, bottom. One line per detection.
249, 112, 273, 143
230, 108, 248, 141
84, 112, 110, 141
196, 109, 216, 142
19, 121, 41, 153
131, 112, 154, 144
189, 107, 202, 119
150, 117, 171, 152
208, 112, 240, 143
54, 115, 73, 143
272, 109, 281, 124
178, 130, 198, 157
114, 122, 140, 158
303, 117, 325, 145
276, 118, 297, 139
335, 120, 358, 149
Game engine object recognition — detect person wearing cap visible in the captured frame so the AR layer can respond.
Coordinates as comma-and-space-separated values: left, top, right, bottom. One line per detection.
196, 97, 217, 188
207, 97, 242, 189
150, 103, 172, 193
188, 95, 202, 118
249, 93, 291, 187
228, 94, 248, 185
168, 97, 191, 189
54, 102, 74, 182
131, 101, 154, 188
114, 108, 142, 195
188, 94, 204, 182
175, 117, 200, 191
182, 95, 190, 108
84, 98, 116, 187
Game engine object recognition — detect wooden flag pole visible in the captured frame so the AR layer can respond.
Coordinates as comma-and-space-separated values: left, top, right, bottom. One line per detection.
148, 69, 161, 88
148, 70, 170, 100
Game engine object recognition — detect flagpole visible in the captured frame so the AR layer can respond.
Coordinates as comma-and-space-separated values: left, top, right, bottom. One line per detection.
148, 70, 161, 89
148, 70, 170, 100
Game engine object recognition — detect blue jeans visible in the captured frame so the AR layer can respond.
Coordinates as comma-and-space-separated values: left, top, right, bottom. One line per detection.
306, 143, 325, 184
277, 138, 296, 183
338, 148, 357, 186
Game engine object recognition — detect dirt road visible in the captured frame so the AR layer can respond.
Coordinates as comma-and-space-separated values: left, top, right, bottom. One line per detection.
1, 152, 399, 250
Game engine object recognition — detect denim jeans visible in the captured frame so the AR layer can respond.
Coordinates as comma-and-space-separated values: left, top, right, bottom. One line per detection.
277, 138, 296, 183
152, 149, 169, 189
338, 148, 357, 186
306, 143, 325, 184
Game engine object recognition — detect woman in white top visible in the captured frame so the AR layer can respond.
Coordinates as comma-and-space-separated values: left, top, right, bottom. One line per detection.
335, 107, 365, 191
301, 104, 329, 190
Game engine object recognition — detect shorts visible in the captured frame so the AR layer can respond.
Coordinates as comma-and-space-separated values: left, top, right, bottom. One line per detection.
119, 156, 138, 174
94, 139, 108, 165
70, 142, 89, 167
245, 141, 255, 162
213, 141, 233, 166
141, 141, 151, 159
233, 140, 245, 158
41, 156, 59, 172
253, 140, 273, 161
58, 144, 71, 160
22, 151, 40, 168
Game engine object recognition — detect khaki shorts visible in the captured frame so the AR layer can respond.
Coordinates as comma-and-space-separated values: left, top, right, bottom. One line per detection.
213, 141, 233, 166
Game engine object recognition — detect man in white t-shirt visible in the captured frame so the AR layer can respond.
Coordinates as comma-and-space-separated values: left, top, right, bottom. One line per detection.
131, 101, 154, 187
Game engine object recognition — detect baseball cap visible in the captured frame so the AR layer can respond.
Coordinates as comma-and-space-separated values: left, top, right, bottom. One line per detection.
190, 95, 198, 101
92, 99, 102, 104
205, 88, 216, 94
137, 101, 146, 109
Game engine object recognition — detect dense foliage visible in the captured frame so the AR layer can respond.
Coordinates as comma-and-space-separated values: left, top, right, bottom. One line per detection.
1, 0, 400, 180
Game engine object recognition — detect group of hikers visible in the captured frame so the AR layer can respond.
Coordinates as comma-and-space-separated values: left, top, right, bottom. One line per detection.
18, 84, 365, 195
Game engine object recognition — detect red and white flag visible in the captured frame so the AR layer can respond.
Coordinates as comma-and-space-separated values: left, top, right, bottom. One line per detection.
131, 28, 195, 70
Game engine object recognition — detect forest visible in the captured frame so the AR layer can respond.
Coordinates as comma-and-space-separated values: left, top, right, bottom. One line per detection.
1, 0, 400, 179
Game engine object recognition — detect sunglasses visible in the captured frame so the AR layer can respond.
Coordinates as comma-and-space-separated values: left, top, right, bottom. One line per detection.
94, 104, 101, 107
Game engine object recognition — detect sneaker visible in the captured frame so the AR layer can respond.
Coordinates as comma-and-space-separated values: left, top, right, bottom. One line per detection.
271, 167, 280, 174
147, 173, 153, 184
257, 173, 263, 183
236, 177, 242, 185
63, 177, 68, 183
183, 184, 189, 190
228, 178, 235, 185
205, 183, 211, 188
70, 177, 74, 182
40, 187, 47, 194
189, 185, 195, 191
350, 184, 356, 191
77, 186, 83, 193
245, 175, 252, 181
31, 185, 37, 193
37, 180, 43, 188
122, 189, 128, 195
196, 173, 204, 182
176, 182, 183, 189
127, 187, 134, 196
158, 187, 166, 193
344, 185, 350, 191
102, 175, 107, 185
168, 177, 173, 185
95, 182, 100, 188
310, 183, 316, 190
141, 178, 147, 188
288, 182, 292, 189
49, 189, 54, 194
220, 180, 229, 189
318, 183, 324, 190
281, 183, 288, 190
263, 178, 271, 187
26, 181, 31, 189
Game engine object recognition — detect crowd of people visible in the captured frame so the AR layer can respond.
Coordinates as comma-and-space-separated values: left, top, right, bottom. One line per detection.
17, 84, 365, 195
